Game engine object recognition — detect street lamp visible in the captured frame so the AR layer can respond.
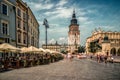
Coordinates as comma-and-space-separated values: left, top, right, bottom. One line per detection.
43, 18, 49, 49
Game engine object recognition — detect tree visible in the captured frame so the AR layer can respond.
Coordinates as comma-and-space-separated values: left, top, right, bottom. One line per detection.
61, 50, 67, 54
89, 40, 102, 54
78, 45, 85, 53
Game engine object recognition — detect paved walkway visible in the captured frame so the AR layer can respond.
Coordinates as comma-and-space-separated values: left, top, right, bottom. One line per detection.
113, 56, 120, 63
0, 58, 120, 80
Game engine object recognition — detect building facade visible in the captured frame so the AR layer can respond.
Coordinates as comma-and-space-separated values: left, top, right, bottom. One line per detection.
86, 28, 120, 56
0, 0, 39, 48
16, 0, 28, 48
42, 42, 61, 52
0, 0, 16, 46
28, 7, 39, 48
60, 44, 68, 52
42, 42, 68, 52
68, 10, 80, 53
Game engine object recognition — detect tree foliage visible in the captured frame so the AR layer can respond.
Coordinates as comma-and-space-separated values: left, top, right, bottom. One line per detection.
78, 45, 85, 53
61, 50, 67, 54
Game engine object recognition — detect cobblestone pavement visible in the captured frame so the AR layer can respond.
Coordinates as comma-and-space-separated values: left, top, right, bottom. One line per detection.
113, 56, 120, 62
0, 58, 120, 80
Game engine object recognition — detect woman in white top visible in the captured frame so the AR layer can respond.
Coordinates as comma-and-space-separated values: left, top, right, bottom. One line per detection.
67, 53, 72, 61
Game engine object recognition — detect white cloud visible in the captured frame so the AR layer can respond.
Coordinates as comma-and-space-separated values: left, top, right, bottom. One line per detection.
38, 21, 43, 25
78, 17, 88, 22
44, 6, 88, 21
48, 26, 68, 34
56, 0, 68, 6
38, 20, 60, 28
45, 7, 73, 19
84, 21, 93, 24
58, 37, 68, 44
44, 0, 51, 4
44, 11, 57, 16
39, 40, 45, 47
49, 23, 59, 28
41, 40, 45, 44
55, 7, 73, 18
43, 4, 54, 9
87, 9, 97, 14
77, 9, 87, 16
26, 1, 54, 11
98, 26, 115, 31
48, 38, 56, 44
59, 37, 65, 41
78, 16, 93, 25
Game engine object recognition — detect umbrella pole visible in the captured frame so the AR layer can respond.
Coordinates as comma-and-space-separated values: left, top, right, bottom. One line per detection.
4, 50, 6, 60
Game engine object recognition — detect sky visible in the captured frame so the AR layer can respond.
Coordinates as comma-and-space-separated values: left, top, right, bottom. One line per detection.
23, 0, 120, 47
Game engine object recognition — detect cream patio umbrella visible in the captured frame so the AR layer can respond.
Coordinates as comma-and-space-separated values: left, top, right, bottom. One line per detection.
45, 49, 51, 53
26, 46, 40, 53
50, 50, 56, 54
44, 49, 55, 55
0, 43, 20, 52
0, 43, 20, 59
38, 48, 46, 54
20, 47, 28, 53
39, 48, 46, 52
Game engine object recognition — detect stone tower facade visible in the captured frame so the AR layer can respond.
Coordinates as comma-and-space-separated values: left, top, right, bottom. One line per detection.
68, 10, 80, 53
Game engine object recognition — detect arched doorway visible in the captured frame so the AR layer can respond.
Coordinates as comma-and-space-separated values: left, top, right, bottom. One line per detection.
117, 48, 120, 56
110, 48, 116, 56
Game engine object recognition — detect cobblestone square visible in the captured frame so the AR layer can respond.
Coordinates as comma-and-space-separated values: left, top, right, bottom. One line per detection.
0, 59, 120, 80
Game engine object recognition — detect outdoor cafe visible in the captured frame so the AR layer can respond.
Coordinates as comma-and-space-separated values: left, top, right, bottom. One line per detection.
0, 43, 63, 72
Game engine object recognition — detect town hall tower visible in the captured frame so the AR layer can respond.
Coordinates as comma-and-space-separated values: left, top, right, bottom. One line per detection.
68, 9, 80, 53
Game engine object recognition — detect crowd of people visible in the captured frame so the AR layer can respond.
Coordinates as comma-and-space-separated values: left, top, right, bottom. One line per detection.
90, 54, 114, 63
96, 54, 108, 63
0, 52, 63, 72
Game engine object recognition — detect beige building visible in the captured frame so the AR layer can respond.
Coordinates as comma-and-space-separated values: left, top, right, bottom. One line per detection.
16, 0, 28, 47
16, 0, 39, 48
86, 28, 120, 56
42, 42, 68, 52
68, 10, 80, 53
28, 7, 39, 48
42, 42, 61, 52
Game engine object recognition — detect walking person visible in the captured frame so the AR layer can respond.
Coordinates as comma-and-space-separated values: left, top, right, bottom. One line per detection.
67, 52, 72, 61
111, 56, 114, 63
97, 54, 100, 63
90, 55, 93, 59
104, 55, 108, 63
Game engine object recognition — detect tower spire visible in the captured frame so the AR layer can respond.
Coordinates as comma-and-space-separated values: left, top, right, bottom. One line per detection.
71, 8, 77, 24
72, 8, 76, 19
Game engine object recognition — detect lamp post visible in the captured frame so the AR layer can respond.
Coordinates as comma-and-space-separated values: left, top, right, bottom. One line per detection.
43, 18, 49, 49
